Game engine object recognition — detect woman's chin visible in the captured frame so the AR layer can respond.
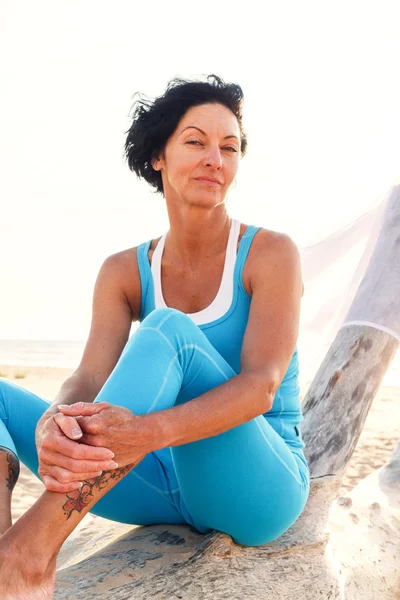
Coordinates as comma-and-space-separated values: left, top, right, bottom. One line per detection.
183, 191, 226, 208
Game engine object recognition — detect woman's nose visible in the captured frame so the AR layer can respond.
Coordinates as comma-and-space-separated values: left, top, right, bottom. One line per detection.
204, 146, 223, 169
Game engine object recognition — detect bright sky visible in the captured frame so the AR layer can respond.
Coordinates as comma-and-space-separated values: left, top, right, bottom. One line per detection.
1, 1, 399, 340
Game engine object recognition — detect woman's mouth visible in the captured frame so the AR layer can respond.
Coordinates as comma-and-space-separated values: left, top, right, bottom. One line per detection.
194, 177, 222, 186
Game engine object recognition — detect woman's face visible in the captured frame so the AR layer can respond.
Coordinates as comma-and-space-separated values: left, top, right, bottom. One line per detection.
153, 103, 241, 207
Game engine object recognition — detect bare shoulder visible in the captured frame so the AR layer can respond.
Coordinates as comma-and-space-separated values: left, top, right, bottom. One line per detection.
244, 228, 302, 295
252, 228, 300, 262
99, 246, 143, 321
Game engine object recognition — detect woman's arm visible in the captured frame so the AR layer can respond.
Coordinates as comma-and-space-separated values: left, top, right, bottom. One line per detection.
39, 251, 137, 417
60, 231, 303, 461
152, 231, 303, 448
36, 249, 141, 491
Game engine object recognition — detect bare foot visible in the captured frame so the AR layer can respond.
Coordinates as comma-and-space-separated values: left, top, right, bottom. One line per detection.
0, 542, 56, 600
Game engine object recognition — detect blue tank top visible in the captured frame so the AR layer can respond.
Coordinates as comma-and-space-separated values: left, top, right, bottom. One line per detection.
136, 224, 305, 453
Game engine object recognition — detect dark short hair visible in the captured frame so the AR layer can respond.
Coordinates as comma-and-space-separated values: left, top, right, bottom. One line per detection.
124, 74, 247, 195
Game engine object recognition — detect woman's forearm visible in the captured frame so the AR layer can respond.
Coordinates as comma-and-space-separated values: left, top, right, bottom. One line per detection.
40, 371, 101, 420
149, 372, 277, 450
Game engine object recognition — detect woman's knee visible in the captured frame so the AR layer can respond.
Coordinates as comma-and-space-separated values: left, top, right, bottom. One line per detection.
140, 308, 193, 332
123, 308, 199, 357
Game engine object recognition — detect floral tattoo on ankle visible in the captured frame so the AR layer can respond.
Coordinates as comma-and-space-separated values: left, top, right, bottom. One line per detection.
3, 450, 20, 491
62, 464, 133, 520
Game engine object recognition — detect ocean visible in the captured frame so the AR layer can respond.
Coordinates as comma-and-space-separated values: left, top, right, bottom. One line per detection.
0, 339, 86, 368
0, 337, 399, 387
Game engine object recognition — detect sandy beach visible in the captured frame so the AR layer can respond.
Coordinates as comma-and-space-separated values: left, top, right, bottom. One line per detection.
1, 363, 399, 526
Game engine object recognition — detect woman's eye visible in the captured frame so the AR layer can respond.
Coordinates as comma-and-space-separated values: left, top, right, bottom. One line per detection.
186, 141, 237, 153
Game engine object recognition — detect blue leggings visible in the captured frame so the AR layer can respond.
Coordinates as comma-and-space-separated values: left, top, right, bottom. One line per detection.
0, 308, 310, 546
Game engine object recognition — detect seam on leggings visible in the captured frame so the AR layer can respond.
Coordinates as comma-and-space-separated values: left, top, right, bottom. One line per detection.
255, 419, 303, 485
155, 310, 180, 330
145, 344, 230, 415
131, 470, 179, 501
139, 326, 176, 355
146, 353, 180, 413
178, 344, 230, 381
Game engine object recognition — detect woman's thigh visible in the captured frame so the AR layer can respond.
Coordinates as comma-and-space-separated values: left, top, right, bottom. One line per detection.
164, 325, 310, 545
1, 308, 310, 540
173, 415, 310, 546
95, 308, 310, 545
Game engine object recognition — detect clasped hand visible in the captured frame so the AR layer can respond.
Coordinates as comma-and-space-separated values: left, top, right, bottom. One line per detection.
36, 402, 155, 493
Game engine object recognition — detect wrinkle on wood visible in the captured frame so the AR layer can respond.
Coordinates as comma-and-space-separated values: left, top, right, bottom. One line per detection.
302, 326, 398, 478
54, 442, 400, 599
326, 440, 400, 600
55, 476, 340, 599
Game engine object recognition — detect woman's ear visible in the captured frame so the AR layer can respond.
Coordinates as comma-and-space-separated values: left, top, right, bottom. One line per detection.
152, 152, 164, 171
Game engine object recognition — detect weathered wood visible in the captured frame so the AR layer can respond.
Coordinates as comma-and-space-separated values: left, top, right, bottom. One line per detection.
54, 476, 343, 600
54, 441, 400, 599
302, 325, 398, 478
303, 184, 400, 478
327, 440, 400, 599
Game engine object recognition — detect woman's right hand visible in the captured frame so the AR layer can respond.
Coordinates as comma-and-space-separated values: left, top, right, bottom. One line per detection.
35, 411, 118, 493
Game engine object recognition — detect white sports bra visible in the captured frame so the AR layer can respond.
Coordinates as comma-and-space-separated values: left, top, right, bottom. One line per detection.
151, 218, 241, 325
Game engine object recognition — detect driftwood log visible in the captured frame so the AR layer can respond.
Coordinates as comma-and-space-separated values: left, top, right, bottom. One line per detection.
55, 185, 400, 599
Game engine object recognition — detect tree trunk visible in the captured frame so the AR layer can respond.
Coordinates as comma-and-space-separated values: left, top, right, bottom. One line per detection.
302, 325, 398, 479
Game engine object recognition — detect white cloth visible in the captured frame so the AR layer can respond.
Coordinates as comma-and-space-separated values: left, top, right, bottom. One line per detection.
298, 184, 398, 388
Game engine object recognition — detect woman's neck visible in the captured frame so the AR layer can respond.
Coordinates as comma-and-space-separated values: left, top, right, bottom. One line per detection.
164, 209, 232, 270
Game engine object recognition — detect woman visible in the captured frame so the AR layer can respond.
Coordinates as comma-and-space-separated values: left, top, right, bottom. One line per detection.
0, 75, 310, 599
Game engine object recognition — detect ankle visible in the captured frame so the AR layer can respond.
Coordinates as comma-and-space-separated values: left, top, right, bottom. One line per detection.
0, 530, 56, 579
1, 511, 59, 569
0, 523, 12, 536
0, 508, 12, 536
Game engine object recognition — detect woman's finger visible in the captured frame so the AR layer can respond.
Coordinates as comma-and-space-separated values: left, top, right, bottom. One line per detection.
39, 448, 118, 473
48, 465, 105, 484
41, 474, 83, 493
53, 412, 83, 440
78, 433, 105, 447
58, 402, 110, 416
42, 431, 114, 461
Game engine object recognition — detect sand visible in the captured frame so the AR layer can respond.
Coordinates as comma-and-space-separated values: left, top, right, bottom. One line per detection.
1, 364, 399, 525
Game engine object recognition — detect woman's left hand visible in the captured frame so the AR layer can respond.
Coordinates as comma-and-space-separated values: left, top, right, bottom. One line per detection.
56, 402, 159, 468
